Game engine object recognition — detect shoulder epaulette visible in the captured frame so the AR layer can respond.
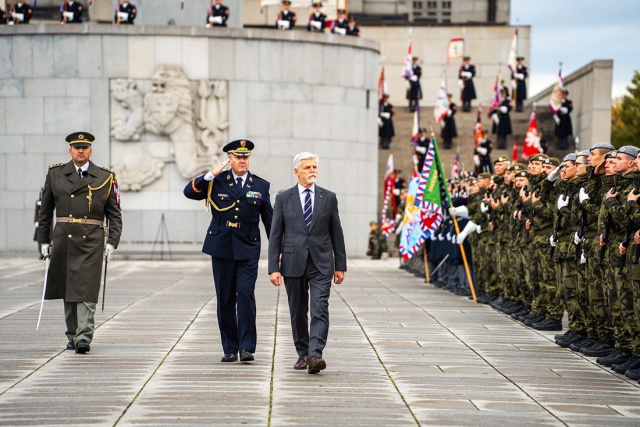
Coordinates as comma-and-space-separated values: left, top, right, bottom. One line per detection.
99, 166, 115, 175
49, 163, 64, 169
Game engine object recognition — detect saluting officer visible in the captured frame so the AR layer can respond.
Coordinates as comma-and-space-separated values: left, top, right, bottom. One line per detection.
183, 140, 273, 363
37, 132, 123, 354
114, 1, 137, 24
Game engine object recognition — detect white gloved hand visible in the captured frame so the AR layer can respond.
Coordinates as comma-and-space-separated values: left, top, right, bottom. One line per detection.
105, 243, 115, 262
511, 80, 517, 89
380, 112, 391, 119
449, 205, 469, 218
557, 195, 569, 211
573, 232, 584, 245
456, 220, 478, 245
457, 79, 464, 90
579, 187, 589, 204
547, 166, 561, 182
492, 113, 500, 125
415, 146, 427, 154
476, 224, 482, 234
461, 71, 472, 79
395, 213, 402, 222
410, 75, 418, 82
549, 235, 557, 247
580, 250, 586, 264
553, 114, 560, 125
515, 73, 524, 80
476, 146, 488, 156
41, 243, 51, 259
560, 106, 569, 114
480, 202, 489, 213
392, 188, 400, 196
447, 109, 453, 117
438, 233, 444, 241
499, 106, 508, 114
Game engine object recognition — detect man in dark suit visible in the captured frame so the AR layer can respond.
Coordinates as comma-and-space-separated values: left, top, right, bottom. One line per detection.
268, 152, 346, 374
38, 132, 123, 354
184, 139, 272, 363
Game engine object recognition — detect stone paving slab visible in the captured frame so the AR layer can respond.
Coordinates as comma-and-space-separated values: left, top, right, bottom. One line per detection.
1, 257, 639, 426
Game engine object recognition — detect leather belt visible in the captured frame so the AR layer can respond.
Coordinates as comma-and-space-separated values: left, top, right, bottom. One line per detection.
57, 217, 104, 226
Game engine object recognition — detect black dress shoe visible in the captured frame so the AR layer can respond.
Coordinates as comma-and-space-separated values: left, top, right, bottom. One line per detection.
240, 350, 254, 362
532, 318, 562, 331
221, 353, 238, 362
66, 339, 76, 350
308, 355, 326, 374
612, 355, 640, 373
581, 341, 615, 357
596, 350, 630, 367
75, 339, 90, 354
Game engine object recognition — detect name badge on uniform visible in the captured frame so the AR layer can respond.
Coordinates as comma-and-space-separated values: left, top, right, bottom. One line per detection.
246, 191, 262, 199
218, 193, 230, 200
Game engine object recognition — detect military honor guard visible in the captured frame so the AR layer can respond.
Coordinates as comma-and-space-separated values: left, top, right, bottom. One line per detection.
268, 152, 346, 374
206, 0, 229, 27
378, 94, 395, 150
345, 15, 359, 36
491, 88, 512, 149
183, 140, 273, 363
554, 89, 573, 149
8, 2, 32, 24
276, 0, 296, 30
1, 4, 8, 24
114, 1, 137, 24
307, 2, 326, 32
512, 56, 528, 112
458, 56, 477, 112
405, 56, 422, 113
60, 1, 83, 24
331, 8, 348, 35
441, 93, 458, 149
37, 132, 123, 354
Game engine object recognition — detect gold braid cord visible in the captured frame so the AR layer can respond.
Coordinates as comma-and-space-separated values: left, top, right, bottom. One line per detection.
206, 180, 236, 212
87, 174, 114, 212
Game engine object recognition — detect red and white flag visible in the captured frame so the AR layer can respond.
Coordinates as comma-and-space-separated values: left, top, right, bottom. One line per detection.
410, 103, 421, 147
451, 154, 460, 180
549, 68, 564, 113
489, 71, 501, 113
512, 140, 519, 162
473, 102, 483, 147
507, 29, 518, 74
402, 38, 413, 79
446, 38, 464, 64
433, 76, 449, 123
522, 112, 543, 160
377, 66, 387, 104
380, 154, 396, 237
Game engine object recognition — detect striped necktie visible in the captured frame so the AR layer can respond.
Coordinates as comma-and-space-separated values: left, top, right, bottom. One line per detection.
303, 189, 312, 229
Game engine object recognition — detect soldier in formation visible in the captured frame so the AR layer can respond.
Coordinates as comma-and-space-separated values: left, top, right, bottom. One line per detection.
420, 141, 640, 383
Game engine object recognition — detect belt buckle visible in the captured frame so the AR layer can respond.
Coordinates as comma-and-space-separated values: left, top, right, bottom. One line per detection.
226, 221, 239, 229
71, 218, 82, 224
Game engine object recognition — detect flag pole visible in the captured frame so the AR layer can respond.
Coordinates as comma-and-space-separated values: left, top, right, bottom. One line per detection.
431, 130, 477, 302
423, 245, 430, 283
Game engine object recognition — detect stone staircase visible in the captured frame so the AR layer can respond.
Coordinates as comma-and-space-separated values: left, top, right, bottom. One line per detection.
377, 103, 572, 214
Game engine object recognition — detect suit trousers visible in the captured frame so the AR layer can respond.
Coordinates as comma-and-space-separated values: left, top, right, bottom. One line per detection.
211, 257, 258, 355
64, 301, 96, 344
284, 255, 332, 358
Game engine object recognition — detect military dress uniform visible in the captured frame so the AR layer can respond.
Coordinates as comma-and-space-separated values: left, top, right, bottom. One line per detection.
458, 58, 477, 111
60, 1, 83, 23
554, 93, 573, 149
114, 2, 137, 24
37, 132, 123, 353
207, 2, 229, 27
511, 57, 528, 112
276, 1, 296, 30
11, 2, 33, 23
183, 140, 273, 362
307, 3, 326, 32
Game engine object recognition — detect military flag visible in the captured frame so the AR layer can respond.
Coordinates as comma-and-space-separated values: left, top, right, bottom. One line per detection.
473, 102, 483, 146
433, 75, 449, 123
399, 137, 444, 260
549, 67, 564, 114
507, 29, 518, 74
402, 37, 413, 79
446, 38, 464, 64
451, 154, 460, 180
377, 66, 387, 104
522, 111, 543, 160
489, 71, 501, 125
410, 103, 421, 146
380, 154, 396, 237
512, 139, 519, 162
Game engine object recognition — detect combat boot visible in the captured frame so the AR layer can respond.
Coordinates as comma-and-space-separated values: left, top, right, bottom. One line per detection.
580, 341, 616, 357
531, 318, 562, 331
524, 314, 545, 327
624, 366, 640, 380
612, 355, 640, 373
596, 349, 631, 367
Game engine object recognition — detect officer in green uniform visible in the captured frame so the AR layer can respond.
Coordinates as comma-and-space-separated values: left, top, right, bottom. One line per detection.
38, 132, 123, 354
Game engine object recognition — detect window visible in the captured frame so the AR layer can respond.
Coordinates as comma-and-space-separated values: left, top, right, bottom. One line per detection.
427, 1, 437, 8
427, 11, 436, 16
442, 18, 451, 23
442, 1, 451, 8
414, 11, 422, 16
442, 11, 451, 16
413, 1, 422, 9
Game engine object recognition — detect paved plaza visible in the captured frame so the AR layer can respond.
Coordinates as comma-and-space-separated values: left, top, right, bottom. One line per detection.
1, 257, 640, 426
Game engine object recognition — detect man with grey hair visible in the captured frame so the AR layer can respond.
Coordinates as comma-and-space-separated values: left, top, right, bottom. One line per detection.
268, 152, 347, 374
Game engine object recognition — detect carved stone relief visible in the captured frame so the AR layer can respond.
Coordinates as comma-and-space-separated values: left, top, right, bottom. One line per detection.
110, 66, 228, 191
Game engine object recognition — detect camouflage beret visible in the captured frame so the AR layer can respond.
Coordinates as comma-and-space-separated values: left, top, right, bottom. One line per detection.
478, 172, 492, 179
494, 156, 510, 164
618, 145, 640, 158
562, 153, 578, 163
529, 154, 548, 163
589, 142, 615, 152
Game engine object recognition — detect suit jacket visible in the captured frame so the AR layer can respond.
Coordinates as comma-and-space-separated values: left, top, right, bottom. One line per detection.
38, 161, 123, 302
268, 185, 346, 277
184, 170, 272, 260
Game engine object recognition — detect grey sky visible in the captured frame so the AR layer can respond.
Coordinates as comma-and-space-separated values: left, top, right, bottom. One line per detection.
511, 0, 639, 99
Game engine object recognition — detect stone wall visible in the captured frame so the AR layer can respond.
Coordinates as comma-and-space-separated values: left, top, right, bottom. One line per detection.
0, 25, 380, 257
527, 60, 613, 149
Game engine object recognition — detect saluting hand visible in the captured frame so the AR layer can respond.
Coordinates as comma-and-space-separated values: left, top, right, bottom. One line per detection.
211, 158, 231, 177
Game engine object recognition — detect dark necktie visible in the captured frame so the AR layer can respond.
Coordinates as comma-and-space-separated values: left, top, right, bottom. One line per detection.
303, 189, 312, 229
78, 168, 84, 178
236, 177, 243, 191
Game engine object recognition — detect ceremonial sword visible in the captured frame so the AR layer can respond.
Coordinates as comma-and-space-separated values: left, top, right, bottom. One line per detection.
36, 256, 50, 331
101, 219, 110, 313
